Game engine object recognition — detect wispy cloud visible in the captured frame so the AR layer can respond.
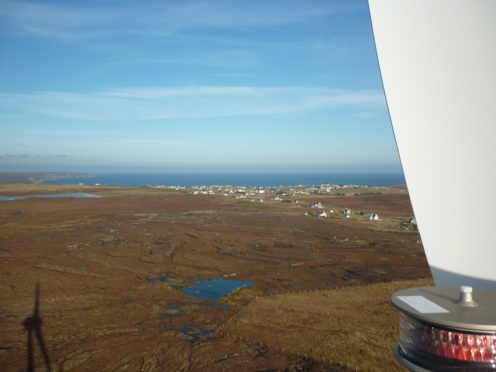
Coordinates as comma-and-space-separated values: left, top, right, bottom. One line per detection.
0, 1, 108, 40
0, 153, 73, 160
123, 49, 261, 70
353, 111, 382, 119
0, 153, 31, 160
0, 86, 385, 121
119, 139, 191, 146
0, 0, 361, 41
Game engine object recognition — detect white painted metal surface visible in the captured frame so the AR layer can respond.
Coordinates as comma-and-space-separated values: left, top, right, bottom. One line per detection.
369, 0, 496, 290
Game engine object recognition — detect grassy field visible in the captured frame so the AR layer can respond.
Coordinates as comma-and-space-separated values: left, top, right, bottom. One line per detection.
0, 183, 429, 371
224, 278, 433, 372
236, 200, 273, 210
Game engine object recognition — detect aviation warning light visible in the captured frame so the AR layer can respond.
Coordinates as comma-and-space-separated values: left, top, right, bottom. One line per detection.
392, 286, 496, 371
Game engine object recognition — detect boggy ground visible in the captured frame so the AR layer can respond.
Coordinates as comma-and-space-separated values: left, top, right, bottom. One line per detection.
0, 184, 429, 371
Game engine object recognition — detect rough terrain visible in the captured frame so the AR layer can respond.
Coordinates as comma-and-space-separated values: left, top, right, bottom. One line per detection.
0, 183, 429, 371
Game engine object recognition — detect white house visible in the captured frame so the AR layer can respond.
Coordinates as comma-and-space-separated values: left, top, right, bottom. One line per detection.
309, 202, 323, 209
368, 213, 380, 221
313, 211, 327, 218
343, 208, 351, 216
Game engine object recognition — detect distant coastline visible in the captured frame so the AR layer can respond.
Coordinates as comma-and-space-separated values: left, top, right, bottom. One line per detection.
42, 172, 405, 188
0, 172, 93, 184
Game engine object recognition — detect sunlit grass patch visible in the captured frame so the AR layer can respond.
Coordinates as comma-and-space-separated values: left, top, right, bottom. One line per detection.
136, 210, 222, 224
226, 278, 433, 372
236, 200, 273, 210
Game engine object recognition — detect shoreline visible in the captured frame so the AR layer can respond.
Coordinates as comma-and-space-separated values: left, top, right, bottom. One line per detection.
38, 171, 405, 188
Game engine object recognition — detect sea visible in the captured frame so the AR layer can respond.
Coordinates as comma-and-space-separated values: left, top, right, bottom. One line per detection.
44, 173, 405, 187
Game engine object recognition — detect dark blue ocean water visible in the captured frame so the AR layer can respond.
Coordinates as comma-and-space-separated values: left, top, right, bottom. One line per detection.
44, 173, 405, 187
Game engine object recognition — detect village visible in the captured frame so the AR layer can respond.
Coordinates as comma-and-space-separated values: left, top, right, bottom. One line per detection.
152, 183, 413, 223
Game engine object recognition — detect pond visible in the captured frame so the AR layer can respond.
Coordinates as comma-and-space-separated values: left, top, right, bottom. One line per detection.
147, 277, 253, 342
181, 278, 253, 301
0, 193, 100, 201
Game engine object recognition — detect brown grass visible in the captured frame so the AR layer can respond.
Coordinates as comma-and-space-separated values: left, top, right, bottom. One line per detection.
225, 278, 433, 372
0, 184, 430, 371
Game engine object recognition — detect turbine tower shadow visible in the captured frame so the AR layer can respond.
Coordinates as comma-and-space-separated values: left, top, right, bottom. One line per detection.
23, 281, 52, 372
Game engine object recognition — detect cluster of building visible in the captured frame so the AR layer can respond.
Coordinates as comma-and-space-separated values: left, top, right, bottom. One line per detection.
152, 183, 385, 221
155, 183, 365, 198
306, 203, 381, 220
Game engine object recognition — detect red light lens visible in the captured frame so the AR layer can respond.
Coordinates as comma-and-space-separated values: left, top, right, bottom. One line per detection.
399, 314, 496, 363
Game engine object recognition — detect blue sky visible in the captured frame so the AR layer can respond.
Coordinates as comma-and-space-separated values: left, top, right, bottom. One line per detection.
0, 0, 401, 173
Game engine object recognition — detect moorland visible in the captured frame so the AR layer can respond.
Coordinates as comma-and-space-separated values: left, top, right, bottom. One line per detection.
0, 182, 430, 371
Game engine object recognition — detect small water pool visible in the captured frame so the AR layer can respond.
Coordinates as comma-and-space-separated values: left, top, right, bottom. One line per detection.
181, 278, 253, 301
154, 278, 253, 343
146, 277, 171, 283
0, 193, 100, 201
172, 326, 214, 343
